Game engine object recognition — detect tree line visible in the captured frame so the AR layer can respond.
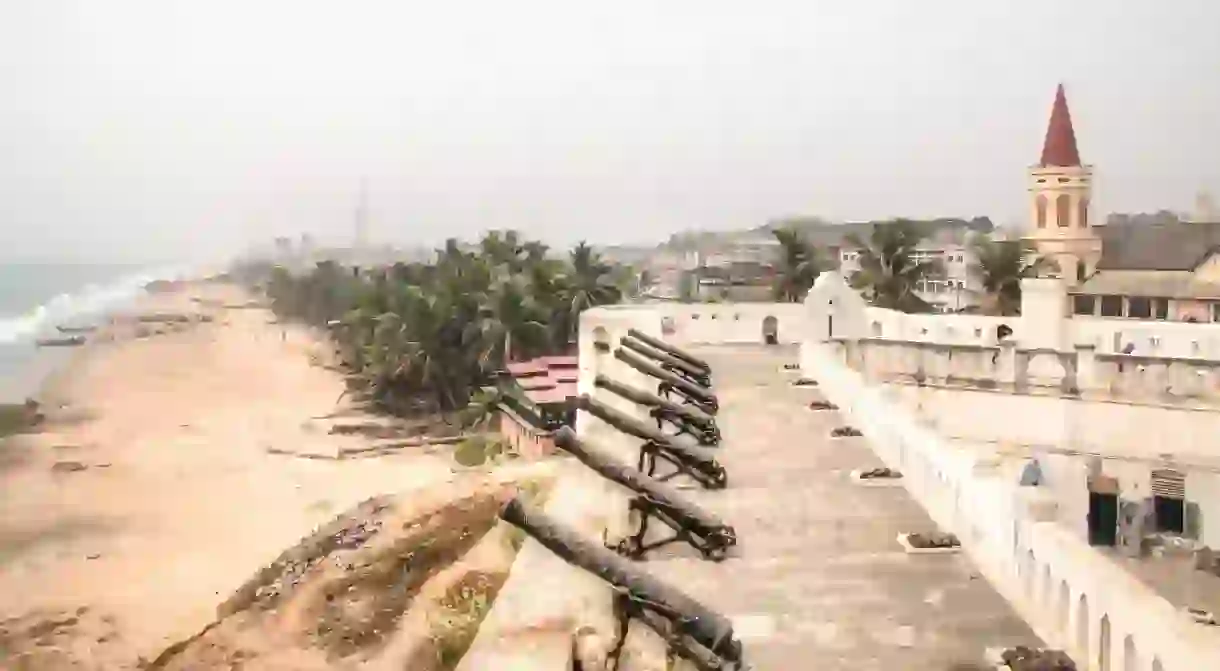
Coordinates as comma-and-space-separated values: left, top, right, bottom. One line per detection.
768, 218, 1050, 315
252, 231, 625, 417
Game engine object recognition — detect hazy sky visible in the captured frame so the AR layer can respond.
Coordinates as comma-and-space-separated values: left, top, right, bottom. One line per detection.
1, 1, 1218, 262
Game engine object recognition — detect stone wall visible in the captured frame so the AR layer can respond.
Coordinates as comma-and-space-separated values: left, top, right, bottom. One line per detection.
836, 336, 1220, 405
583, 302, 805, 347
803, 343, 1220, 671
463, 306, 676, 668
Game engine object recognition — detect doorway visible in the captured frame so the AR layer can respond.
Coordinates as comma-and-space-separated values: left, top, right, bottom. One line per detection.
762, 315, 778, 345
1088, 490, 1119, 546
1151, 469, 1186, 534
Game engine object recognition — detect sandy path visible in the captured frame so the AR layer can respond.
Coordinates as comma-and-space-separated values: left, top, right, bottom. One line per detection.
0, 283, 453, 668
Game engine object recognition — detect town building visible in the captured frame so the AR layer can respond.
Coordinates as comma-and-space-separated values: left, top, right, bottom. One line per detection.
838, 226, 980, 312
495, 355, 578, 458
1023, 85, 1220, 323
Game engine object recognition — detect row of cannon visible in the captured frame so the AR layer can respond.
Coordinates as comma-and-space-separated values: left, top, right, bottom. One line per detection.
497, 329, 748, 670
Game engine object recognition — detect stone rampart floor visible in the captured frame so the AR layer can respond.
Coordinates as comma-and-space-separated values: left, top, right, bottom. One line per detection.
638, 346, 1041, 669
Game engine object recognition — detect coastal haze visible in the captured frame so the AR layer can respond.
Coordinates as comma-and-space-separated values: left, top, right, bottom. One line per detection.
1, 0, 1219, 261
2, 2, 1220, 671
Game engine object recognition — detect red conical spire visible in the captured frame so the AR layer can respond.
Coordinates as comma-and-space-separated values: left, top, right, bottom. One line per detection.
1039, 84, 1081, 167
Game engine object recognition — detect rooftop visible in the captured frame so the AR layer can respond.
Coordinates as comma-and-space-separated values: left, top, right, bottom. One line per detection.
503, 355, 579, 407
1095, 222, 1220, 272
634, 346, 1041, 667
1039, 84, 1082, 168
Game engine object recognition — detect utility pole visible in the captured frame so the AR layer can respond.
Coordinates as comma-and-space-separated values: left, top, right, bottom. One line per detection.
354, 178, 369, 253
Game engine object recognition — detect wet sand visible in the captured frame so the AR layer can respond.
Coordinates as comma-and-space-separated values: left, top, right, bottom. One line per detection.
0, 282, 455, 668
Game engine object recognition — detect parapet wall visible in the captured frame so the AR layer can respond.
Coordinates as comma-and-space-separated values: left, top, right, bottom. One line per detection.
580, 302, 805, 349
803, 343, 1220, 671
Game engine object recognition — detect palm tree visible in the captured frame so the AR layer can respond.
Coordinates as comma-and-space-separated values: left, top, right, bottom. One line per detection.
559, 241, 622, 345
473, 276, 550, 369
460, 386, 503, 430
845, 219, 940, 313
969, 237, 1052, 316
257, 231, 624, 419
770, 227, 821, 302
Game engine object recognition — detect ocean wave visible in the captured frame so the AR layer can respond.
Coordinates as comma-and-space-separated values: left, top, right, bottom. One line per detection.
0, 263, 197, 345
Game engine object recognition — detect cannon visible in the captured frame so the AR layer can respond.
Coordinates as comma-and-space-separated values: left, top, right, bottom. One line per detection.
593, 374, 721, 446
499, 497, 746, 671
554, 427, 736, 561
574, 395, 727, 489
626, 328, 711, 373
621, 335, 712, 388
615, 348, 719, 416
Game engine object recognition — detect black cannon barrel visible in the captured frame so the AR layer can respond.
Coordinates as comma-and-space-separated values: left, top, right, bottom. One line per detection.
614, 348, 716, 408
625, 328, 711, 372
593, 374, 715, 431
575, 395, 710, 458
573, 395, 726, 486
552, 427, 732, 539
620, 336, 711, 385
498, 497, 741, 663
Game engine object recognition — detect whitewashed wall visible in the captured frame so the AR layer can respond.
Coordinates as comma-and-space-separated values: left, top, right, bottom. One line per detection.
805, 344, 1220, 671
580, 302, 806, 348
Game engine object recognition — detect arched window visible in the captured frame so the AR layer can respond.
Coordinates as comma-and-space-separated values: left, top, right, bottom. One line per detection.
1036, 195, 1048, 228
1079, 198, 1090, 228
1057, 194, 1071, 227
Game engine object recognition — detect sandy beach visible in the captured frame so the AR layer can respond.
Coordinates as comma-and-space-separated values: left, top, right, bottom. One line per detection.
0, 282, 459, 668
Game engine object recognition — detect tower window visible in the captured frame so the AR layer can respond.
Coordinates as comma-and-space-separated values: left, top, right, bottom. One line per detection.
1128, 297, 1151, 319
1073, 295, 1096, 315
1056, 194, 1071, 227
1079, 198, 1090, 228
1100, 295, 1123, 317
1036, 195, 1048, 228
1154, 298, 1169, 320
1077, 263, 1086, 282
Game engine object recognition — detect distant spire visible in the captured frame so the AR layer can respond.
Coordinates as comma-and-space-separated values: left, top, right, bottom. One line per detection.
1039, 84, 1082, 167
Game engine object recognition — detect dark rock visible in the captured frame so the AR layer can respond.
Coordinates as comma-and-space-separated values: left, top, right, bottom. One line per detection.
51, 461, 88, 474
860, 467, 901, 480
1001, 646, 1076, 670
808, 400, 838, 411
831, 426, 863, 437
906, 532, 960, 549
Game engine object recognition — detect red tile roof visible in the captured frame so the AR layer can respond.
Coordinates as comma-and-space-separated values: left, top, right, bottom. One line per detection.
540, 355, 578, 368
506, 355, 580, 406
505, 361, 546, 376
530, 383, 578, 405
1039, 84, 1082, 167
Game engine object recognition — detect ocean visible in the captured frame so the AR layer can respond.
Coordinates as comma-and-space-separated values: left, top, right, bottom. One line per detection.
0, 261, 193, 403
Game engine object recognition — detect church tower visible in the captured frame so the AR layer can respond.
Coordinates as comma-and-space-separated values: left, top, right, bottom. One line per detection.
1026, 84, 1102, 285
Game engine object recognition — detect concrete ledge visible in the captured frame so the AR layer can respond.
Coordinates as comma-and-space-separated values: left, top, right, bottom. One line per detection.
457, 465, 618, 670
896, 533, 961, 555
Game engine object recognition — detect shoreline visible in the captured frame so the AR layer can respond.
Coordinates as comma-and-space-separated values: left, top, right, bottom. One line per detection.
0, 280, 456, 668
0, 262, 209, 407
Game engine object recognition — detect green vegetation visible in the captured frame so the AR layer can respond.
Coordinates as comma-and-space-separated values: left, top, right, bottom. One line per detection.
845, 219, 941, 313
769, 218, 1047, 314
256, 231, 623, 417
452, 435, 513, 468
0, 400, 43, 438
770, 226, 823, 302
969, 237, 1052, 316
